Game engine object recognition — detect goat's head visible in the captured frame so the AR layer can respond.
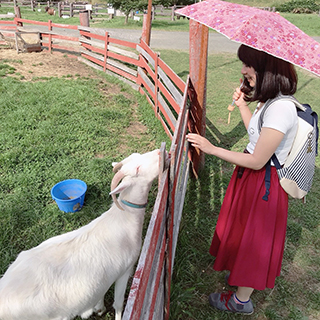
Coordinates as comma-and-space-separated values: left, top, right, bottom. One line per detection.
109, 149, 161, 210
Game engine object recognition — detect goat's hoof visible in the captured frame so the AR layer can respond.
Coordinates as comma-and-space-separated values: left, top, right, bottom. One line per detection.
97, 306, 107, 316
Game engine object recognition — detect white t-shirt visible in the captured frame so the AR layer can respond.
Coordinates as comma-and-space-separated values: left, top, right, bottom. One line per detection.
246, 99, 298, 165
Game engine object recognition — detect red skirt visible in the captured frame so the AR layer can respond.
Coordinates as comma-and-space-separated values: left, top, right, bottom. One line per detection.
209, 165, 288, 290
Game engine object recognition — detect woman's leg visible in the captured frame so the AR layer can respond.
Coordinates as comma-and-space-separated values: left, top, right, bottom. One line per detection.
236, 286, 254, 302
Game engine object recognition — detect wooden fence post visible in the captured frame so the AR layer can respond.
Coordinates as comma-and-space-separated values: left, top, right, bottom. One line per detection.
154, 53, 159, 115
189, 19, 208, 176
171, 5, 176, 21
141, 0, 152, 46
58, 2, 61, 17
103, 31, 109, 72
70, 2, 73, 18
48, 19, 52, 53
14, 6, 23, 26
79, 10, 90, 27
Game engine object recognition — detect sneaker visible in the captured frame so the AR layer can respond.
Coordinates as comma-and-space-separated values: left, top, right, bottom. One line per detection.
208, 291, 254, 315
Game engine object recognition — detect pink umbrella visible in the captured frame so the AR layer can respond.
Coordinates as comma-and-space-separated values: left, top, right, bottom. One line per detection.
176, 0, 320, 77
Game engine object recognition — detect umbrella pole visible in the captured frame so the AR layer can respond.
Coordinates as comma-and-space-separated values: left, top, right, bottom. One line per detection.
189, 19, 209, 175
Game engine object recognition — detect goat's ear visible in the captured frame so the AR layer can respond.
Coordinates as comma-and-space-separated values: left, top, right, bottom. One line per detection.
109, 180, 132, 195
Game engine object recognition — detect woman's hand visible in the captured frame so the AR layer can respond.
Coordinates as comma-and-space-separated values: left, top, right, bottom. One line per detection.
232, 86, 246, 109
187, 133, 216, 155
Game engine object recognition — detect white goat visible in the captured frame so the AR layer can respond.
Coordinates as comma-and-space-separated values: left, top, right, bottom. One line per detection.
0, 149, 161, 320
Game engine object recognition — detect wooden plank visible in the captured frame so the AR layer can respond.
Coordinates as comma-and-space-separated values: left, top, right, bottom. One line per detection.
151, 268, 165, 320
172, 146, 190, 266
80, 30, 104, 42
123, 170, 169, 320
81, 49, 137, 82
81, 41, 104, 55
138, 67, 156, 101
159, 115, 174, 139
0, 26, 17, 31
158, 81, 180, 114
139, 58, 156, 82
50, 22, 79, 30
105, 61, 137, 83
78, 57, 139, 91
157, 95, 176, 131
140, 219, 166, 319
81, 48, 104, 62
108, 51, 140, 67
172, 79, 189, 151
79, 37, 104, 49
78, 25, 106, 36
139, 87, 174, 140
107, 58, 138, 77
79, 37, 139, 60
40, 33, 78, 42
109, 44, 139, 60
136, 45, 155, 69
50, 43, 80, 53
158, 67, 183, 108
138, 39, 157, 62
109, 37, 137, 50
0, 31, 15, 38
0, 21, 16, 25
81, 51, 104, 67
159, 58, 186, 93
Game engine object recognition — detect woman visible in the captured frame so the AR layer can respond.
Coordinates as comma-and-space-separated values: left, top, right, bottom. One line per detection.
187, 44, 298, 314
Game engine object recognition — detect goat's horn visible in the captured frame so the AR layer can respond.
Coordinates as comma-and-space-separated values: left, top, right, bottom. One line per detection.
113, 162, 123, 173
110, 170, 125, 211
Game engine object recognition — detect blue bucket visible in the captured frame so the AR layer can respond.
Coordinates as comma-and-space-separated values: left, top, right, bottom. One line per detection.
51, 179, 87, 213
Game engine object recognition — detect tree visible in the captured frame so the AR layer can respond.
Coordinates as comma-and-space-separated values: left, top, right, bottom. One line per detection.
108, 0, 149, 24
107, 0, 195, 24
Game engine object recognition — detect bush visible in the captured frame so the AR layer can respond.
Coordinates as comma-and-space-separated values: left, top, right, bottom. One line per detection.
276, 0, 320, 13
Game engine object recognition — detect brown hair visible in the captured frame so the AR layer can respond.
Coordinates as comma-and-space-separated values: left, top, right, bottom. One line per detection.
237, 45, 298, 102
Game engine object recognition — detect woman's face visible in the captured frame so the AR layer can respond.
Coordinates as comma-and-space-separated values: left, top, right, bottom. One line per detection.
241, 63, 256, 87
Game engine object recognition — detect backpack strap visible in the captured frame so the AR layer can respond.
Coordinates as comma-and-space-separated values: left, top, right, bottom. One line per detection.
259, 95, 297, 201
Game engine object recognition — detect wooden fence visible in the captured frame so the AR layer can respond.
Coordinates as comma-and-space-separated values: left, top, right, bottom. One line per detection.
123, 76, 191, 319
0, 17, 80, 54
78, 25, 140, 89
0, 0, 36, 11
0, 17, 194, 319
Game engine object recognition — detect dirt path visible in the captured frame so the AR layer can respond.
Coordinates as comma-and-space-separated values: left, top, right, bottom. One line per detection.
0, 48, 96, 80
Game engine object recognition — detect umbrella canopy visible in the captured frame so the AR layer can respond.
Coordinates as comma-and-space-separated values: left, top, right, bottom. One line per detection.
176, 0, 320, 77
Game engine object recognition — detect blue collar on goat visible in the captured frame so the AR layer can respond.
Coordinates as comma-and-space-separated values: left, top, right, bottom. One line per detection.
121, 199, 148, 209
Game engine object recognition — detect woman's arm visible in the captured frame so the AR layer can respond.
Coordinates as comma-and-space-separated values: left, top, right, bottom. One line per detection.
233, 86, 252, 129
187, 127, 284, 170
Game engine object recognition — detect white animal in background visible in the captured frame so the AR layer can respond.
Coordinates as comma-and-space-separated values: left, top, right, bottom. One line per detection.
0, 149, 161, 320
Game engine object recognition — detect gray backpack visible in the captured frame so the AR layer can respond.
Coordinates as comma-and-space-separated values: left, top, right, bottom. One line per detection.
258, 96, 319, 201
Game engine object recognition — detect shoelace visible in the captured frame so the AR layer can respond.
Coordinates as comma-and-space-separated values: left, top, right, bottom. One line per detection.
219, 291, 234, 310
